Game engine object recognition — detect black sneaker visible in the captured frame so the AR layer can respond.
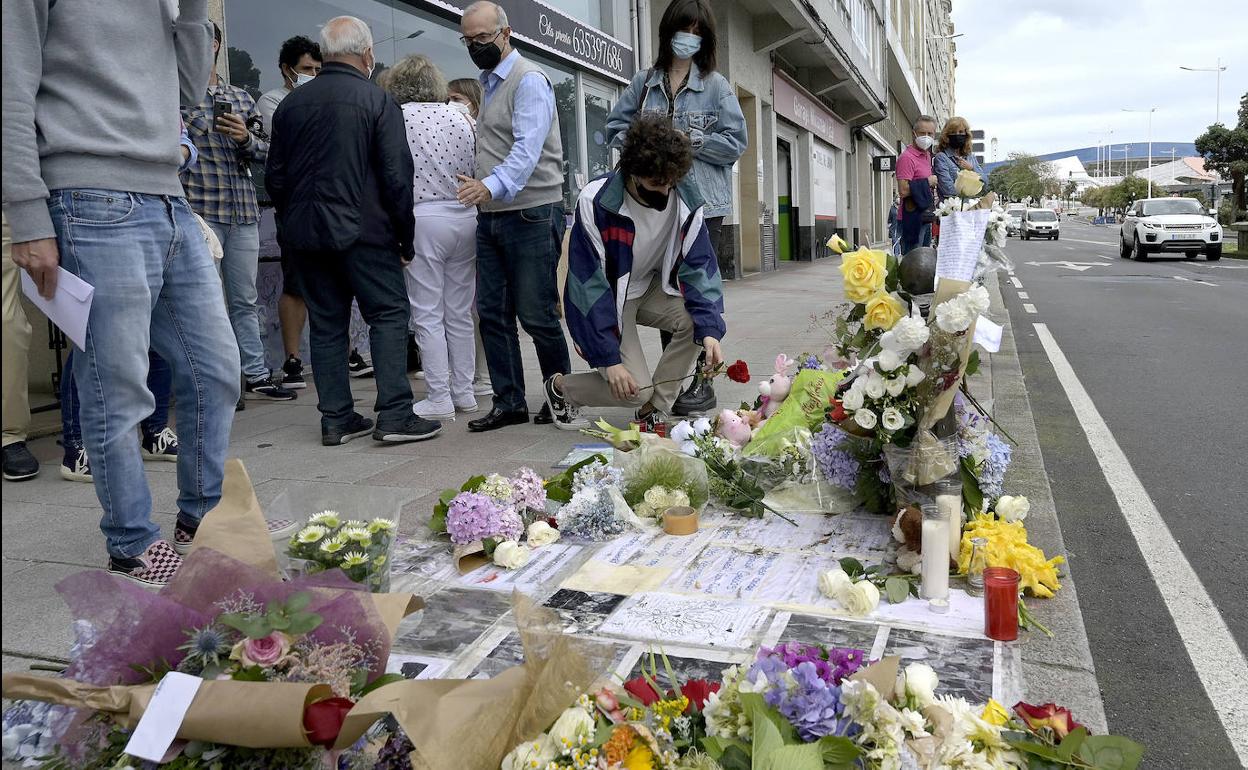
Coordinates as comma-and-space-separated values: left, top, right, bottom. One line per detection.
61, 442, 92, 483
2, 442, 40, 481
542, 375, 588, 431
245, 372, 298, 401
671, 376, 717, 416
373, 414, 442, 443
108, 540, 183, 588
141, 427, 179, 462
322, 413, 376, 446
348, 349, 374, 378
281, 355, 307, 389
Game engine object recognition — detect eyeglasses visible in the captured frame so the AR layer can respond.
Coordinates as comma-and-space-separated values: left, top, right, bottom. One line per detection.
459, 28, 502, 46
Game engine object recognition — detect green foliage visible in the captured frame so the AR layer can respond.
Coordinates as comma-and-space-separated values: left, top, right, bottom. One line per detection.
1195, 92, 1248, 219
545, 455, 608, 504
960, 455, 985, 514
1180, 189, 1209, 207
218, 592, 322, 640
987, 153, 1058, 203
621, 451, 709, 510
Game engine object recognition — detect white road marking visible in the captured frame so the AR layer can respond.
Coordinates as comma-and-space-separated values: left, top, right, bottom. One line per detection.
1034, 323, 1248, 765
1023, 303, 1037, 314
1194, 263, 1248, 269
1025, 261, 1103, 272
1173, 275, 1218, 287
1060, 237, 1119, 247
1018, 291, 1030, 299
1010, 277, 1023, 289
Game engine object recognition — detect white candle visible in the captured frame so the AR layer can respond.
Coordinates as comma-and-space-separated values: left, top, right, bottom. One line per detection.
921, 517, 950, 601
937, 493, 963, 562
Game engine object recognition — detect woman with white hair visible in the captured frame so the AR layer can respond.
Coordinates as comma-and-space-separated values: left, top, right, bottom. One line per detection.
383, 55, 479, 419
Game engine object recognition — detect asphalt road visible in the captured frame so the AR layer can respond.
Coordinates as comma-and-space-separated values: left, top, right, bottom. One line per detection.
998, 218, 1247, 768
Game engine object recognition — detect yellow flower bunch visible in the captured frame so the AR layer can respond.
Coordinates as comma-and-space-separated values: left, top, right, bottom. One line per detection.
652, 696, 690, 730
839, 247, 889, 303
981, 698, 1010, 727
863, 290, 906, 331
959, 513, 1065, 598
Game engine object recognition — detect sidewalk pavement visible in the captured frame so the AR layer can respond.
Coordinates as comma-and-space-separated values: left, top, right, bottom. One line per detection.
0, 258, 1105, 729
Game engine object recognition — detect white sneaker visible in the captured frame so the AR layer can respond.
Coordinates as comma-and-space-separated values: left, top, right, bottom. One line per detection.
473, 379, 494, 397
413, 399, 455, 420
454, 398, 480, 414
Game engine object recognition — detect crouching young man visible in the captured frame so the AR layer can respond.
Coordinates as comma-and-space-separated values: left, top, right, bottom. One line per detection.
543, 115, 726, 429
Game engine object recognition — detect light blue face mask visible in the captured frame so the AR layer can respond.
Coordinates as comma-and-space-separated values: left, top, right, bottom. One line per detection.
671, 31, 702, 60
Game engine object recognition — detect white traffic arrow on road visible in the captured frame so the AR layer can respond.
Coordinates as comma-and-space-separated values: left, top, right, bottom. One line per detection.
1024, 261, 1104, 272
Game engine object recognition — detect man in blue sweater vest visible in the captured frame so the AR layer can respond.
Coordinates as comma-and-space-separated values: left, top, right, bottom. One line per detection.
544, 115, 727, 429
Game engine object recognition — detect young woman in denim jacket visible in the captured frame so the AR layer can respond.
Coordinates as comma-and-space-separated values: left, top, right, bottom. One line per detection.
604, 0, 746, 416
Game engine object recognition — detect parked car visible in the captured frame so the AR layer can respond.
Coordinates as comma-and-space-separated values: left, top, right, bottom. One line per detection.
1021, 209, 1060, 240
1119, 197, 1223, 261
1006, 209, 1024, 236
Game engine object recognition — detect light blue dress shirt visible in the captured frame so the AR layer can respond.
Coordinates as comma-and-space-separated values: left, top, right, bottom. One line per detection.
478, 50, 556, 204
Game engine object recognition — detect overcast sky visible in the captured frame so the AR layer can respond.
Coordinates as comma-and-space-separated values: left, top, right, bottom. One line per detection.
949, 0, 1247, 163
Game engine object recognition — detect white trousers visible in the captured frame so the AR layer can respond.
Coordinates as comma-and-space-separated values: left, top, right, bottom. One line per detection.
404, 206, 478, 406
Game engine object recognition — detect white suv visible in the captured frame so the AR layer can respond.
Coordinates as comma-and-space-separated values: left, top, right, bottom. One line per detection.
1119, 197, 1223, 261
1021, 209, 1060, 240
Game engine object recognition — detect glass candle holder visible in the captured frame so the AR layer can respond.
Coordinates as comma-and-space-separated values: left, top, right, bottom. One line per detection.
984, 567, 1020, 641
966, 537, 988, 597
934, 478, 963, 562
920, 503, 950, 602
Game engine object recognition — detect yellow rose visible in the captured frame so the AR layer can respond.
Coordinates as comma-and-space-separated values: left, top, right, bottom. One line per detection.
826, 233, 851, 254
839, 248, 889, 303
863, 291, 906, 331
982, 699, 1011, 727
954, 169, 984, 198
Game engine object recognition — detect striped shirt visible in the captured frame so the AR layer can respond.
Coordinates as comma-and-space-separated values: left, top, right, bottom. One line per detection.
180, 80, 267, 225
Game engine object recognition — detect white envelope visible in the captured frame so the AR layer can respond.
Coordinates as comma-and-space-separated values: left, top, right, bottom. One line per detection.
20, 268, 94, 350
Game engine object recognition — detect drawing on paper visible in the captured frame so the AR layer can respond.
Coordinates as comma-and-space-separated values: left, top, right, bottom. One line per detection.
392, 588, 511, 656
883, 627, 995, 702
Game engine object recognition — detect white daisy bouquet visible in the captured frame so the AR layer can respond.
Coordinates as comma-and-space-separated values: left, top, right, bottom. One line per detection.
286, 510, 398, 592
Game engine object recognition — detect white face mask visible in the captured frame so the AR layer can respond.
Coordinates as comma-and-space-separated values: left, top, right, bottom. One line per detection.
915, 135, 935, 150
448, 100, 472, 118
292, 72, 315, 88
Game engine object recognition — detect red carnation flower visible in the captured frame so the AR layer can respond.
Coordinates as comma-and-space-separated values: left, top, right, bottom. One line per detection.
623, 676, 662, 706
829, 399, 848, 423
680, 679, 721, 713
726, 360, 751, 383
303, 696, 354, 748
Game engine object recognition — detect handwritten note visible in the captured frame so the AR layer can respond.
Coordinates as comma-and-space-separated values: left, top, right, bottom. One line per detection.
936, 209, 991, 283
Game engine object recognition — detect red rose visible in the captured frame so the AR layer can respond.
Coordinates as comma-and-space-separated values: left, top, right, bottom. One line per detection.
303, 696, 354, 748
680, 679, 721, 713
1013, 701, 1084, 739
623, 676, 662, 706
726, 360, 750, 383
547, 517, 560, 529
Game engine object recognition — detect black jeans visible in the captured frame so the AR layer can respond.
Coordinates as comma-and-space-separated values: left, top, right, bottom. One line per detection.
475, 204, 570, 412
661, 215, 723, 349
295, 243, 413, 430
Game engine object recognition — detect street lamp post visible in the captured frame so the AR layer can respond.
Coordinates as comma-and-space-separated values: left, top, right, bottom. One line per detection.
1180, 58, 1228, 125
1123, 107, 1158, 197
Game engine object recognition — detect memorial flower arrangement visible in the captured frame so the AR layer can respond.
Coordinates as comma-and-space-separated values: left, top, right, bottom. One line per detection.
555, 459, 644, 541
287, 511, 398, 591
959, 507, 1065, 599
816, 557, 921, 615
428, 467, 561, 568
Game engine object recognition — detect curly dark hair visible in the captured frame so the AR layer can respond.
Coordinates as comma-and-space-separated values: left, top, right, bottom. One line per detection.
618, 115, 693, 185
278, 35, 322, 72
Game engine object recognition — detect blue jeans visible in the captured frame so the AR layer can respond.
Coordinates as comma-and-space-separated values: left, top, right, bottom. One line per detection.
48, 190, 240, 558
62, 350, 171, 443
294, 243, 413, 431
206, 221, 266, 380
475, 204, 570, 412
900, 221, 932, 255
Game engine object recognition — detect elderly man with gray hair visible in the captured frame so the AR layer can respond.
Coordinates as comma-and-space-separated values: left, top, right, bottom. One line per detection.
266, 16, 441, 446
456, 1, 576, 433
383, 55, 480, 420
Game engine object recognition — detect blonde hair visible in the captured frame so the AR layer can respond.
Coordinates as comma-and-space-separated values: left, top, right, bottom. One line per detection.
938, 116, 972, 154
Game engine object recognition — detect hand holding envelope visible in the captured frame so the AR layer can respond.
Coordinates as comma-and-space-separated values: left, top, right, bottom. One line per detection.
19, 267, 93, 350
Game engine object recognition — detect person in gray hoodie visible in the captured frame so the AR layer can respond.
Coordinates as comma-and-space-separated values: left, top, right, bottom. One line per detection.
2, 0, 240, 588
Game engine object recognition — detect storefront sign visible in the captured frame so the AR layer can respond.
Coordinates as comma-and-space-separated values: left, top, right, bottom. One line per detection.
873, 155, 895, 172
772, 71, 850, 150
425, 0, 634, 83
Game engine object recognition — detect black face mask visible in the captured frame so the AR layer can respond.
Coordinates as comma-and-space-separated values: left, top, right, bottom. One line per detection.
632, 180, 670, 211
468, 38, 503, 71
949, 133, 968, 149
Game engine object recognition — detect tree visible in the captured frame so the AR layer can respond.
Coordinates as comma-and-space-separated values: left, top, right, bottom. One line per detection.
1063, 180, 1078, 202
986, 153, 1057, 204
1117, 175, 1152, 205
1194, 91, 1248, 221
228, 47, 261, 100
1180, 189, 1209, 207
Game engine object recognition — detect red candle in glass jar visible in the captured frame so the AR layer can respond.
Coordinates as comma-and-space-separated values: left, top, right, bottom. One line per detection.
984, 567, 1020, 641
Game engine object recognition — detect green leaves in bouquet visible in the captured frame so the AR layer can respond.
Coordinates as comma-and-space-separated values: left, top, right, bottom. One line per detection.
430, 475, 488, 535
723, 692, 859, 770
960, 455, 985, 515
219, 592, 322, 640
884, 251, 900, 293
546, 454, 610, 504
885, 576, 911, 604
1007, 727, 1143, 770
965, 349, 981, 378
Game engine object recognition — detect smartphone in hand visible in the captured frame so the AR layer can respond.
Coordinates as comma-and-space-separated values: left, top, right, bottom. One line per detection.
212, 100, 232, 133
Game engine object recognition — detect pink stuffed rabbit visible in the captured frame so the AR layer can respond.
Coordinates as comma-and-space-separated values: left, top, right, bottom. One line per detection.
759, 354, 794, 419
716, 409, 754, 447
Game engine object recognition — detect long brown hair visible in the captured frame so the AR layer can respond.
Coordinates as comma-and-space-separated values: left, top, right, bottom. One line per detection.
938, 116, 972, 154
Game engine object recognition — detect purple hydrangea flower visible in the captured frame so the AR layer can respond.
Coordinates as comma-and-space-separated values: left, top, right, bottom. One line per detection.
445, 492, 522, 545
797, 354, 822, 371
509, 468, 548, 513
812, 424, 860, 490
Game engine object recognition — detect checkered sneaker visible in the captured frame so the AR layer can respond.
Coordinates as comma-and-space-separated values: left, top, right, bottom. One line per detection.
172, 521, 197, 555
108, 540, 183, 588
267, 518, 298, 539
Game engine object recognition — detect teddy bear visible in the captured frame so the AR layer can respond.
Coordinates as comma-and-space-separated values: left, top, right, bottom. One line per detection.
758, 354, 794, 419
716, 409, 754, 448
